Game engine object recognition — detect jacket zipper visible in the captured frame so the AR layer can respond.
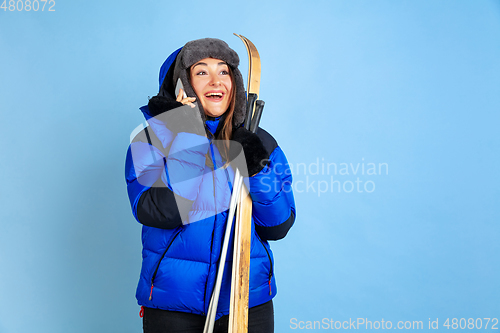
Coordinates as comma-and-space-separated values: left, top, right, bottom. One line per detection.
149, 229, 183, 301
257, 237, 273, 295
202, 138, 218, 314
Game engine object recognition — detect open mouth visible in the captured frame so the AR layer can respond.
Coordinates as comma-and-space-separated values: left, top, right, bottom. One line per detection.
205, 92, 224, 101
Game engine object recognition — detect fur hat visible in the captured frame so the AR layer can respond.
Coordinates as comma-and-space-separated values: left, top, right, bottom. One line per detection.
172, 38, 247, 128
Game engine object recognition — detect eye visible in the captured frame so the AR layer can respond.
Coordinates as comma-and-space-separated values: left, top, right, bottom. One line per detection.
220, 69, 229, 75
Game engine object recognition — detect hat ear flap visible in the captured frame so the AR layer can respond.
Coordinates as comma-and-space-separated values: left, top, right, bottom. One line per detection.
232, 67, 247, 128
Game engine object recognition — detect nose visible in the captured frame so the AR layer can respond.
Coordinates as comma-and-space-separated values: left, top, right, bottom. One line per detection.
209, 72, 221, 86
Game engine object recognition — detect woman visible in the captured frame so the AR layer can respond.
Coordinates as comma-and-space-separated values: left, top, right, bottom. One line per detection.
125, 38, 296, 333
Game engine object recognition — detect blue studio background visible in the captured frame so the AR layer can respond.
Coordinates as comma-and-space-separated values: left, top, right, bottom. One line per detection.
1, 1, 499, 332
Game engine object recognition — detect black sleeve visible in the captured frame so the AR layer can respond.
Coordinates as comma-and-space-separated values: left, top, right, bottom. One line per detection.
255, 210, 295, 241
136, 179, 194, 229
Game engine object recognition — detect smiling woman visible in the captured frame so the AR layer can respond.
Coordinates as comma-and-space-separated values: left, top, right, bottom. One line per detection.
125, 38, 296, 333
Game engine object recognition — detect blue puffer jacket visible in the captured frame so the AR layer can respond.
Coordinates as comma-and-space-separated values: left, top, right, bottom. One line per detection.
125, 49, 295, 319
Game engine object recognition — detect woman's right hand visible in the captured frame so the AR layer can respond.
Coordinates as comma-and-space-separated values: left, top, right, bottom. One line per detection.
176, 88, 196, 108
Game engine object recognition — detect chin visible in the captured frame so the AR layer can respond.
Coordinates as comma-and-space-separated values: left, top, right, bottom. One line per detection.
204, 109, 226, 118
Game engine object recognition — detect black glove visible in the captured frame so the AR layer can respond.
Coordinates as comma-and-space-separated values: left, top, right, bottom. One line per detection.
229, 127, 270, 177
148, 95, 205, 136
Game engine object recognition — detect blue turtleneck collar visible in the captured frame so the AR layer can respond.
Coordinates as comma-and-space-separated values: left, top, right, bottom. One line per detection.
205, 116, 222, 135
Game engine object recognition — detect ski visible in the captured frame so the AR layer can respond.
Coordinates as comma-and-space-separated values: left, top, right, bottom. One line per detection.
229, 33, 263, 333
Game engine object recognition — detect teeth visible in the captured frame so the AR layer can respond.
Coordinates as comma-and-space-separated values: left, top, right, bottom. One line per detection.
206, 93, 223, 97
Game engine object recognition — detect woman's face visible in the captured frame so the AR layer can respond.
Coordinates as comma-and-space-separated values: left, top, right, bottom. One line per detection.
190, 58, 233, 118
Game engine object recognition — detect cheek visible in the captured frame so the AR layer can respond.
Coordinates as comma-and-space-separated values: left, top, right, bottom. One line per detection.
224, 79, 233, 94
190, 79, 204, 98
189, 72, 205, 90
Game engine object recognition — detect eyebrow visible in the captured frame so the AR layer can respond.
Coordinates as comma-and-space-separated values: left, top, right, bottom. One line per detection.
192, 61, 227, 69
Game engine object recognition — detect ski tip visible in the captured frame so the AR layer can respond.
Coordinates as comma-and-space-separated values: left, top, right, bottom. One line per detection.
233, 33, 248, 41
